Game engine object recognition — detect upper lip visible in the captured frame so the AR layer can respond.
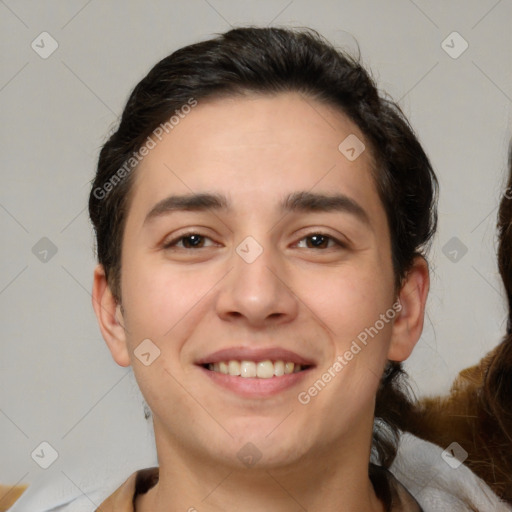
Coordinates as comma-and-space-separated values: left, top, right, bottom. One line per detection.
196, 347, 316, 367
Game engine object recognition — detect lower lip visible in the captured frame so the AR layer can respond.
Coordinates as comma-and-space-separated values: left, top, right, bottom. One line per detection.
198, 366, 313, 397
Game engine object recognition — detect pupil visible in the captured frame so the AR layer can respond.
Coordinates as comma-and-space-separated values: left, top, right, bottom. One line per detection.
185, 235, 202, 247
309, 235, 325, 247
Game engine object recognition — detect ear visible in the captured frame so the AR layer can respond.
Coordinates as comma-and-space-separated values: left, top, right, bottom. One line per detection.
92, 264, 131, 367
387, 256, 430, 362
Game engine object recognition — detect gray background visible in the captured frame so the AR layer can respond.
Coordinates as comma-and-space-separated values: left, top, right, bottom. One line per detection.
1, 0, 511, 493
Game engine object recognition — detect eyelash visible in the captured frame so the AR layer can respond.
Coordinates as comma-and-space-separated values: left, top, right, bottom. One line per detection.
295, 233, 346, 250
162, 231, 347, 250
162, 232, 217, 250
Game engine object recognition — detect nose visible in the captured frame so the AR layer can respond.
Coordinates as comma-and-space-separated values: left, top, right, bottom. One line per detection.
215, 239, 299, 329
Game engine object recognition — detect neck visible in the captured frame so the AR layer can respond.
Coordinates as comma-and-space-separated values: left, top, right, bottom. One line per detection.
137, 423, 385, 512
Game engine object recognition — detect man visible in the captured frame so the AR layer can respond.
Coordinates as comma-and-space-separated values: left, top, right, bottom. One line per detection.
89, 26, 433, 511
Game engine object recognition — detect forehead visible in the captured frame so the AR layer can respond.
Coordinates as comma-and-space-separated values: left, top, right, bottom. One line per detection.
125, 92, 386, 232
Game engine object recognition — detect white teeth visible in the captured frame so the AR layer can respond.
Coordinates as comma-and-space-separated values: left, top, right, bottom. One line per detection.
207, 360, 305, 378
240, 361, 256, 378
256, 360, 274, 378
228, 360, 241, 376
274, 360, 285, 376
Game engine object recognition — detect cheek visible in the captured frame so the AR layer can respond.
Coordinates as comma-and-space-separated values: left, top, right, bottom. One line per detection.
121, 255, 209, 336
298, 264, 393, 342
132, 360, 200, 436
297, 263, 395, 398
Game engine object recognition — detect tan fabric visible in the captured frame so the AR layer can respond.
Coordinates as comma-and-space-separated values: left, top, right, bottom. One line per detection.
96, 466, 422, 511
96, 468, 158, 511
0, 484, 28, 511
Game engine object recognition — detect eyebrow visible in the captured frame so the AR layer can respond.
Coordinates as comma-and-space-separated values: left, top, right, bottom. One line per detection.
144, 192, 229, 225
282, 191, 370, 226
143, 191, 370, 226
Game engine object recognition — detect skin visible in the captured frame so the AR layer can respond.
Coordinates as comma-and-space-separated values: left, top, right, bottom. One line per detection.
92, 92, 429, 511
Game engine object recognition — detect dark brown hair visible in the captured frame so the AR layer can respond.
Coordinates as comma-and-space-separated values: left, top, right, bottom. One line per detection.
88, 26, 438, 468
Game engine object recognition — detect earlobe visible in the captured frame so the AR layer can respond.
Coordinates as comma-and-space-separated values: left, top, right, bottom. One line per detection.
91, 264, 131, 367
387, 256, 430, 362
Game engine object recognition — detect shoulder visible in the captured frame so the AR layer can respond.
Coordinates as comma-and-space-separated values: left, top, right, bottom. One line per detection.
391, 433, 512, 512
5, 467, 157, 512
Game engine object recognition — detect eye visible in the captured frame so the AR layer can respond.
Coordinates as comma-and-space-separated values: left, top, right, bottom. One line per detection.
295, 233, 346, 250
163, 233, 216, 250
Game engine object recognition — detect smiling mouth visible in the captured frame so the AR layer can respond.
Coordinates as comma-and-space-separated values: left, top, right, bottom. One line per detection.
202, 360, 311, 379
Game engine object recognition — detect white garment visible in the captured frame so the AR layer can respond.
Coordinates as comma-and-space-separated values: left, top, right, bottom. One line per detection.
390, 433, 512, 511
6, 469, 123, 512
8, 434, 511, 511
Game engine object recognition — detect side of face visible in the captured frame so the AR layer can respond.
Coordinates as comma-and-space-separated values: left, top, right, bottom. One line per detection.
92, 92, 429, 469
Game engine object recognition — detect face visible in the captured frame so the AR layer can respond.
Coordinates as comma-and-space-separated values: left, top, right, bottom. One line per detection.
95, 92, 425, 471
